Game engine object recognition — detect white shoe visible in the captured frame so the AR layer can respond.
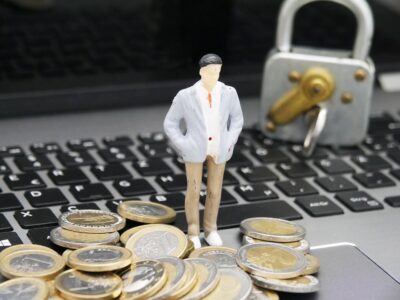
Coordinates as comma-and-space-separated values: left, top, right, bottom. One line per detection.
189, 236, 201, 249
204, 231, 223, 246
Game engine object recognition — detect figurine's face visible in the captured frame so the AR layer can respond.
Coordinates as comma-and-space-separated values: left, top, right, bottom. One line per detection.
200, 64, 222, 88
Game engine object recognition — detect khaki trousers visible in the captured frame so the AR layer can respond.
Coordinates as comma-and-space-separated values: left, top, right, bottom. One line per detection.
184, 155, 226, 237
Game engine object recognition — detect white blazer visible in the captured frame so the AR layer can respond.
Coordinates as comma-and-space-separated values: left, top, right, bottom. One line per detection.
164, 82, 244, 164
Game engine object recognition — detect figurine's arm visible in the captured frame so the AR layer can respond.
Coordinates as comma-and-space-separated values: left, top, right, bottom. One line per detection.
228, 89, 244, 147
163, 93, 186, 149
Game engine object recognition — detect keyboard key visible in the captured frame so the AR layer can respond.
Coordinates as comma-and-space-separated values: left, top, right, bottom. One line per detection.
252, 148, 291, 164
133, 159, 173, 176
0, 194, 23, 211
60, 203, 100, 213
98, 147, 137, 163
235, 184, 278, 202
0, 214, 12, 232
315, 176, 357, 192
139, 143, 175, 158
276, 179, 318, 197
25, 189, 69, 207
226, 152, 253, 167
384, 196, 400, 207
351, 155, 391, 171
31, 142, 62, 154
0, 232, 22, 251
172, 157, 186, 171
57, 151, 96, 167
0, 146, 24, 157
0, 159, 11, 175
364, 136, 397, 152
353, 172, 395, 188
390, 169, 400, 180
156, 174, 187, 192
203, 170, 239, 186
331, 146, 364, 156
150, 193, 186, 210
14, 154, 54, 171
103, 136, 134, 147
277, 162, 317, 178
387, 148, 400, 164
138, 132, 167, 144
295, 195, 344, 217
114, 179, 156, 197
48, 168, 90, 185
235, 136, 252, 150
368, 113, 395, 135
315, 159, 354, 174
67, 138, 98, 151
255, 135, 282, 148
4, 173, 46, 190
27, 227, 63, 251
91, 164, 132, 181
70, 183, 113, 202
200, 189, 238, 206
14, 208, 58, 228
335, 191, 383, 212
289, 145, 329, 160
238, 166, 278, 182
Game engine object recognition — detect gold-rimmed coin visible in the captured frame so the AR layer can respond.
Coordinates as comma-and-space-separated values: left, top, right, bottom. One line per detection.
0, 244, 58, 263
242, 236, 310, 254
68, 245, 132, 272
184, 239, 195, 258
247, 286, 280, 300
0, 249, 65, 280
62, 249, 73, 266
302, 254, 320, 275
118, 200, 176, 223
172, 260, 198, 299
50, 227, 120, 249
119, 259, 167, 300
236, 243, 307, 279
120, 224, 155, 245
55, 269, 122, 300
181, 258, 220, 300
59, 210, 125, 233
240, 218, 306, 242
189, 246, 237, 268
251, 275, 320, 293
0, 277, 49, 300
125, 224, 188, 260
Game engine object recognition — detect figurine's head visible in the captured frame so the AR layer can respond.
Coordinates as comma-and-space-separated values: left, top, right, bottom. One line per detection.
199, 54, 222, 90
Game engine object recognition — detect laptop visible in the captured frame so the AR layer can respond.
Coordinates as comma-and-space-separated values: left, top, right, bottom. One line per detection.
0, 0, 399, 299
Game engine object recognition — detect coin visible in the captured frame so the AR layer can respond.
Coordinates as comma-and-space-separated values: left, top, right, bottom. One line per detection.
302, 254, 320, 275
240, 218, 306, 242
118, 200, 176, 223
50, 227, 120, 249
181, 258, 220, 300
0, 249, 65, 280
67, 245, 132, 272
189, 246, 237, 268
120, 225, 155, 245
242, 236, 310, 254
236, 243, 307, 279
119, 259, 167, 300
59, 210, 125, 233
251, 275, 320, 293
0, 244, 58, 263
125, 224, 188, 260
62, 249, 73, 266
202, 268, 252, 300
55, 269, 122, 300
184, 239, 195, 258
247, 286, 280, 300
172, 260, 198, 299
0, 277, 49, 300
148, 256, 187, 300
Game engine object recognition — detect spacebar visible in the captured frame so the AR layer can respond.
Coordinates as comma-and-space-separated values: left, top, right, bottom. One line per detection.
173, 200, 302, 232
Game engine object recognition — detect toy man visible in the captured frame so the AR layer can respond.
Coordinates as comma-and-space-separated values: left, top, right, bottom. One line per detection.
163, 54, 244, 248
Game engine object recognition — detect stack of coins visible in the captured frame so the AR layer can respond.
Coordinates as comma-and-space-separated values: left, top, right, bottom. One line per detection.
237, 217, 320, 294
50, 209, 125, 249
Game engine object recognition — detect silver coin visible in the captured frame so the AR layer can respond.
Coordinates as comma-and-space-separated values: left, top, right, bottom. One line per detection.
240, 218, 306, 242
50, 227, 120, 249
76, 248, 123, 263
182, 258, 220, 300
125, 204, 166, 216
251, 275, 320, 293
8, 253, 55, 273
246, 286, 279, 300
59, 209, 125, 233
191, 247, 237, 268
236, 243, 307, 279
0, 278, 48, 300
242, 236, 310, 254
133, 231, 180, 259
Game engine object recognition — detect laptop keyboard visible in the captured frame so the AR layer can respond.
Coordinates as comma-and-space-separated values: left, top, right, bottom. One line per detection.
0, 112, 399, 252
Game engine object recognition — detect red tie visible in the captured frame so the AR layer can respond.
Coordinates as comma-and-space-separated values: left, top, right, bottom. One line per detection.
208, 93, 212, 108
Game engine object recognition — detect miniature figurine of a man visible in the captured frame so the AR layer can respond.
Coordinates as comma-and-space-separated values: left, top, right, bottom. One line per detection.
163, 53, 244, 249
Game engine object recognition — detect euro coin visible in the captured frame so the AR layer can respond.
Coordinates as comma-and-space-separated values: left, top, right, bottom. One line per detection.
247, 286, 280, 300
50, 227, 120, 249
189, 246, 237, 268
251, 275, 320, 293
0, 277, 49, 300
148, 256, 187, 300
120, 224, 155, 245
236, 243, 307, 279
184, 238, 195, 258
0, 249, 65, 280
172, 260, 199, 299
67, 245, 132, 272
181, 258, 220, 300
55, 269, 122, 300
302, 254, 320, 275
125, 224, 188, 260
242, 236, 310, 254
119, 259, 167, 300
0, 244, 58, 263
240, 218, 306, 242
59, 209, 125, 233
202, 268, 252, 300
118, 200, 176, 223
62, 249, 73, 266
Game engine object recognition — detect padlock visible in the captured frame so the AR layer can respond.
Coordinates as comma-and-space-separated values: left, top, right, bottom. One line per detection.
259, 0, 375, 153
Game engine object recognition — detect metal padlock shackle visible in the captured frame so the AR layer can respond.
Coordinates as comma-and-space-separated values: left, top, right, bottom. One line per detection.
276, 0, 374, 60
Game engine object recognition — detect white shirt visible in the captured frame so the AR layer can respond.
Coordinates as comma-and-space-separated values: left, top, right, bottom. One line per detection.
195, 80, 222, 159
